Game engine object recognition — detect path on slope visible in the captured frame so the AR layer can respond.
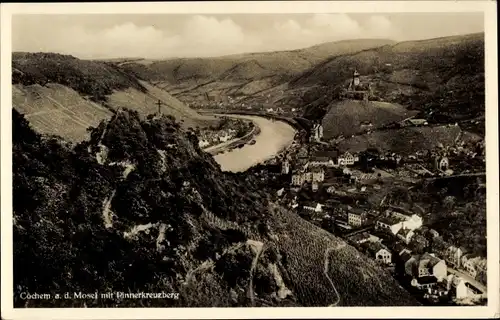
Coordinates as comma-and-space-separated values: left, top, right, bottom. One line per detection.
247, 240, 265, 306
324, 244, 346, 307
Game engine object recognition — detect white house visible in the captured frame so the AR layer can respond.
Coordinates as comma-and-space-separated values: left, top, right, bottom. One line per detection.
435, 156, 449, 171
375, 216, 405, 234
366, 242, 392, 265
310, 123, 324, 142
387, 211, 423, 231
277, 188, 285, 197
282, 159, 290, 174
291, 168, 324, 187
304, 203, 323, 213
312, 181, 319, 192
348, 210, 368, 227
291, 173, 305, 186
198, 139, 210, 148
405, 253, 448, 282
311, 168, 325, 182
460, 254, 486, 278
445, 246, 466, 268
338, 151, 358, 166
219, 134, 231, 142
447, 275, 469, 300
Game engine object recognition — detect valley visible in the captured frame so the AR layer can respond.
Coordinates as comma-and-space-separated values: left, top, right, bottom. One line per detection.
10, 29, 487, 308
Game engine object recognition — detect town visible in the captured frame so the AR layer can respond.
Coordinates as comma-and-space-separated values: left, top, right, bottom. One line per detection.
244, 70, 487, 306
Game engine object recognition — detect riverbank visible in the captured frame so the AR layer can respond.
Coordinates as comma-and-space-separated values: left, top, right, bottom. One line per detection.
204, 124, 261, 156
209, 115, 297, 172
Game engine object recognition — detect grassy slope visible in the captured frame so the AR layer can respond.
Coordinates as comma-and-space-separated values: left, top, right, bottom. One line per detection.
291, 33, 484, 124
321, 100, 416, 139
12, 52, 218, 142
335, 125, 477, 155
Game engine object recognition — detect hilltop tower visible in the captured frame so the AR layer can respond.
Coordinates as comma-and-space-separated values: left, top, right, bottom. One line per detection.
353, 69, 360, 87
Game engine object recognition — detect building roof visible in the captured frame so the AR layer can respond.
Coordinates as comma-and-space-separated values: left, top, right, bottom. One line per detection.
417, 275, 438, 285
462, 253, 481, 260
377, 216, 403, 226
397, 228, 414, 238
405, 253, 443, 277
447, 245, 467, 253
411, 234, 429, 244
310, 156, 331, 162
420, 253, 444, 268
390, 242, 410, 254
349, 232, 372, 243
365, 242, 390, 256
349, 207, 368, 216
405, 256, 417, 275
388, 206, 413, 217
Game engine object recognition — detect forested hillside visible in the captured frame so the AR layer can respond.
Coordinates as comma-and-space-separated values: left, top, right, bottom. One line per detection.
13, 109, 419, 307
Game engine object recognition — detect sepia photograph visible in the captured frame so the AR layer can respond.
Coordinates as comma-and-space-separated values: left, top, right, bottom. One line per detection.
1, 1, 498, 319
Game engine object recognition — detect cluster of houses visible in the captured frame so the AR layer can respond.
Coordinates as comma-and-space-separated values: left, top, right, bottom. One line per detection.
198, 128, 237, 148
285, 148, 361, 191
342, 206, 487, 303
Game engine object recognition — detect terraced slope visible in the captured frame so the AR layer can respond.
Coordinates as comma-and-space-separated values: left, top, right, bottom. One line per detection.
12, 52, 218, 142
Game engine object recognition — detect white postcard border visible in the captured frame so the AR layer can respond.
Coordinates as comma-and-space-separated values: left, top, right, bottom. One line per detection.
1, 2, 498, 319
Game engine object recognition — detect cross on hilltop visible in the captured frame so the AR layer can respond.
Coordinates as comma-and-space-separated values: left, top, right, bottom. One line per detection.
156, 99, 163, 114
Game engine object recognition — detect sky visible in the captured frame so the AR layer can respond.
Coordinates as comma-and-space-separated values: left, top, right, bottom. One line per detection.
12, 13, 484, 59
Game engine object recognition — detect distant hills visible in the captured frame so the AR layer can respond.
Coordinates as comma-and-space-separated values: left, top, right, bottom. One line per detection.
11, 32, 484, 142
294, 33, 485, 127
112, 33, 484, 136
12, 52, 218, 142
117, 39, 396, 103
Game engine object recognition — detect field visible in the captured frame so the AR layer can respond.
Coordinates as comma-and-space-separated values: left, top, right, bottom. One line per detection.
321, 99, 416, 139
13, 84, 113, 142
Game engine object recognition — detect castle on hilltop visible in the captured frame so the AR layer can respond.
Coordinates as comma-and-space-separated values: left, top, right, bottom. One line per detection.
341, 69, 372, 101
